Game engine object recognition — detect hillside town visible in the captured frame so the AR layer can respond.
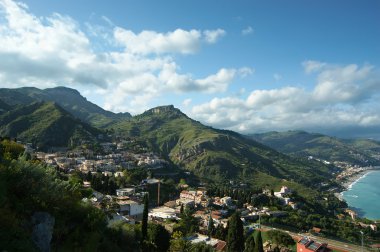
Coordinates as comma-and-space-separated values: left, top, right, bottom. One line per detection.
14, 138, 378, 252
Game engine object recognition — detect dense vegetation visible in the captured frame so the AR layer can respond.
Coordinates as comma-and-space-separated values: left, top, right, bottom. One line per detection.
108, 106, 337, 197
0, 102, 101, 150
0, 140, 137, 251
0, 86, 131, 127
250, 130, 380, 166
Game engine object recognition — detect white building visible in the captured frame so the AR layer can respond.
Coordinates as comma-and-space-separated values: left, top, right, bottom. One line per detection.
118, 200, 144, 220
116, 188, 135, 197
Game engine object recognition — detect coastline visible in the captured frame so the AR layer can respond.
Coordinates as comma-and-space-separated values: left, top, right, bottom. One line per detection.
335, 166, 380, 201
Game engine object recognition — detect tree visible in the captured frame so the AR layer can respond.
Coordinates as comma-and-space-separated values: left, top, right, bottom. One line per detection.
244, 234, 256, 252
208, 215, 214, 238
146, 223, 170, 252
266, 230, 295, 249
142, 193, 149, 240
227, 212, 244, 252
254, 231, 264, 252
169, 231, 191, 252
180, 204, 184, 214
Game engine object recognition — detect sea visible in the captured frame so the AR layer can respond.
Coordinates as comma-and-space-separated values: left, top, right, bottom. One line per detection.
341, 169, 380, 220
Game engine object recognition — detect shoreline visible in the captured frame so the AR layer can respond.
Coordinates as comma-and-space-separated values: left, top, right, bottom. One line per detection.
335, 166, 380, 201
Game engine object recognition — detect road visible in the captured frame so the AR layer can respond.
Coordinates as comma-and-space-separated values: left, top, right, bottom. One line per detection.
260, 225, 370, 252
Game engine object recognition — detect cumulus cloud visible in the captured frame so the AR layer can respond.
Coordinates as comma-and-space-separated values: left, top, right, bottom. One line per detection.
203, 29, 226, 43
0, 0, 246, 113
191, 62, 380, 133
242, 26, 254, 35
302, 60, 326, 74
182, 98, 192, 107
114, 28, 202, 55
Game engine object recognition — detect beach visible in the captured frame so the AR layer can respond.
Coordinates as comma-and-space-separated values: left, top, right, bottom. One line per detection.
340, 168, 380, 220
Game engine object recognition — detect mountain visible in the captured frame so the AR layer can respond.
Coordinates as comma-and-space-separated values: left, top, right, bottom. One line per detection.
249, 131, 380, 166
0, 87, 131, 127
110, 106, 336, 193
0, 99, 10, 114
0, 101, 101, 150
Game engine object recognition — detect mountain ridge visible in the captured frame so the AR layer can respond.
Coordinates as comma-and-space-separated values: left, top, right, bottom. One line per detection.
0, 86, 131, 127
0, 101, 101, 150
249, 130, 380, 166
109, 105, 336, 193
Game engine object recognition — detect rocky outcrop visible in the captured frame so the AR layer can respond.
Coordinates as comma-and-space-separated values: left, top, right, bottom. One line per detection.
31, 212, 55, 252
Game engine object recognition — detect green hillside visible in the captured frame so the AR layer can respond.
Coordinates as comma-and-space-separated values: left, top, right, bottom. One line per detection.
0, 102, 101, 150
0, 87, 131, 127
110, 106, 336, 193
250, 131, 380, 166
0, 98, 10, 114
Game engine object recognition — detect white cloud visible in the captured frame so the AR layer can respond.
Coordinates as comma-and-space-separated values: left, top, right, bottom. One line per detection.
114, 27, 202, 55
302, 60, 326, 74
238, 67, 255, 77
203, 29, 226, 44
182, 98, 192, 107
0, 0, 247, 114
190, 62, 380, 133
242, 26, 254, 35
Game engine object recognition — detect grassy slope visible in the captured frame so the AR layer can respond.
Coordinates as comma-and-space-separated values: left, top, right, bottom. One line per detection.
0, 87, 131, 128
0, 102, 101, 150
110, 107, 334, 196
250, 131, 380, 166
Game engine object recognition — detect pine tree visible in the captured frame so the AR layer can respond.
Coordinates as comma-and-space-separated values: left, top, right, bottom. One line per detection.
227, 212, 244, 252
244, 234, 256, 252
142, 193, 149, 240
254, 231, 264, 252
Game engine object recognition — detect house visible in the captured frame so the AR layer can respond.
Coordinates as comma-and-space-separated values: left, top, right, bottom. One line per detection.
116, 188, 135, 197
118, 199, 144, 220
312, 227, 322, 234
187, 234, 226, 251
274, 186, 292, 198
149, 206, 178, 220
114, 171, 124, 177
176, 198, 195, 208
220, 196, 232, 206
297, 237, 331, 252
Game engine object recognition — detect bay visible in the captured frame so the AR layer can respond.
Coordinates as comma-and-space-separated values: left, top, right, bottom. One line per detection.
341, 170, 380, 220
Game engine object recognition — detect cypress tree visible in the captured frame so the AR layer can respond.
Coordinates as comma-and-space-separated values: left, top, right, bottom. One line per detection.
254, 231, 264, 252
244, 234, 256, 252
142, 193, 149, 240
227, 212, 244, 252
207, 214, 214, 238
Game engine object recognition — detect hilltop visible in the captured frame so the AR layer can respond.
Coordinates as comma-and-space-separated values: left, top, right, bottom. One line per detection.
109, 106, 336, 194
249, 131, 380, 166
0, 102, 101, 151
0, 87, 131, 127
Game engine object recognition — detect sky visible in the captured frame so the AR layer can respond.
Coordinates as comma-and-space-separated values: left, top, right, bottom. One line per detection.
0, 0, 379, 138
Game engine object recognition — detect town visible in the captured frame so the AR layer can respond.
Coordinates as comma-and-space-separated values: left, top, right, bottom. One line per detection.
18, 137, 379, 252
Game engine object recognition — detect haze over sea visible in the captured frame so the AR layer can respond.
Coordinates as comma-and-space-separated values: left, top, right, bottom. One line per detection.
342, 170, 380, 220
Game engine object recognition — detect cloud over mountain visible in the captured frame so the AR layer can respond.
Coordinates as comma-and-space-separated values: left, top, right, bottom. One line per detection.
0, 0, 246, 114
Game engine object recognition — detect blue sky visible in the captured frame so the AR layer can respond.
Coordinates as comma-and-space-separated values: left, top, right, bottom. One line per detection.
0, 0, 379, 138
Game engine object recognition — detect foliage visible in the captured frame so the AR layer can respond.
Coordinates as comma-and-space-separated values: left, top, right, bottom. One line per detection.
244, 234, 256, 252
0, 102, 101, 150
0, 147, 134, 251
0, 86, 131, 128
254, 231, 264, 252
142, 193, 149, 240
266, 230, 295, 248
250, 130, 380, 166
227, 212, 244, 252
174, 207, 199, 236
145, 223, 171, 252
